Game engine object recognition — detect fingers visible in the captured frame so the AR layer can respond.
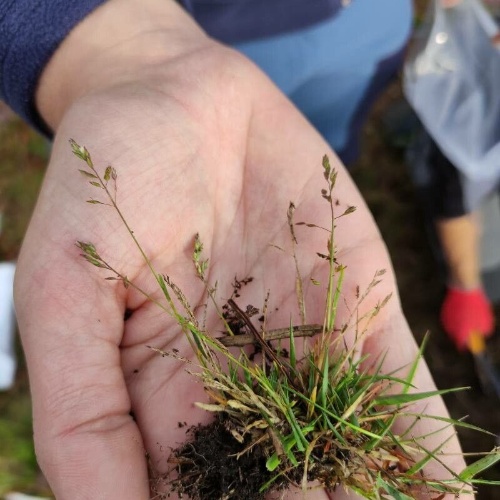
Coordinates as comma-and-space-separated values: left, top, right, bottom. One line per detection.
15, 257, 150, 499
14, 178, 150, 498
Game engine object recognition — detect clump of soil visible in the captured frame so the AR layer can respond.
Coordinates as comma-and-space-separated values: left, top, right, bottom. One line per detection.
167, 414, 289, 500
162, 409, 417, 500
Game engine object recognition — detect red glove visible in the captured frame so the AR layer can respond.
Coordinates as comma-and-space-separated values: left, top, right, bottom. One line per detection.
440, 287, 495, 350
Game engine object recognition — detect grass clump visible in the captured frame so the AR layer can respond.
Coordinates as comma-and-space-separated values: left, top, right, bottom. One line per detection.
71, 139, 500, 499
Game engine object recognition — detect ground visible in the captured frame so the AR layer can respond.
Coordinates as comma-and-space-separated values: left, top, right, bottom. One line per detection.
0, 79, 499, 498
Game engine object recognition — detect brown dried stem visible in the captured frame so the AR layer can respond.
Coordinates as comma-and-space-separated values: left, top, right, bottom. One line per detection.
216, 324, 323, 347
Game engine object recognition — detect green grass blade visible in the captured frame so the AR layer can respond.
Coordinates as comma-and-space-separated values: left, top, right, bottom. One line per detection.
320, 348, 329, 410
402, 332, 429, 395
402, 412, 498, 437
266, 454, 281, 472
459, 448, 500, 481
405, 432, 456, 476
289, 320, 297, 372
376, 475, 415, 500
373, 387, 466, 407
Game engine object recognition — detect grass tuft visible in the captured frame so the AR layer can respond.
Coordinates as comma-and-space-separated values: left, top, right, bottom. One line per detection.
72, 141, 500, 499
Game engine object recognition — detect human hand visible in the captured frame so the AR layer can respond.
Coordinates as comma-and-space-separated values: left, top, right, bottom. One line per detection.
14, 1, 466, 498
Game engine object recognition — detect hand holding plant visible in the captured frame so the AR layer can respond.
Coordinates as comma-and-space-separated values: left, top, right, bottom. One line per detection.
15, 30, 479, 500
72, 139, 500, 498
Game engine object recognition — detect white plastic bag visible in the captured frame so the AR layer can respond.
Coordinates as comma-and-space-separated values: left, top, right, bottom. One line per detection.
0, 261, 16, 390
404, 0, 500, 182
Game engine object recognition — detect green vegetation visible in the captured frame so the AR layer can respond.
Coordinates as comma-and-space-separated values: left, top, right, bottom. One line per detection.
0, 383, 40, 494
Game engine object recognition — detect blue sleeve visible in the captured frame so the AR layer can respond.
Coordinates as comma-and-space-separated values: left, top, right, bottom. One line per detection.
179, 0, 341, 44
0, 0, 108, 136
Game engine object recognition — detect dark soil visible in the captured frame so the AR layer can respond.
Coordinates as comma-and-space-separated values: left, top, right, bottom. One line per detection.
163, 415, 287, 500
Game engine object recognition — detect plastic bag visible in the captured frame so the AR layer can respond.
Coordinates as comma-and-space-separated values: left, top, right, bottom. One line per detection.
0, 261, 16, 391
404, 0, 500, 182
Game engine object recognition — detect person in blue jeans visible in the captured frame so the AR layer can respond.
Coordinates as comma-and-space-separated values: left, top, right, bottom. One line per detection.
1, 1, 466, 498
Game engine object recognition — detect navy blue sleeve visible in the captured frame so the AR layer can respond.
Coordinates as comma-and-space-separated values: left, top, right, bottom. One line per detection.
0, 0, 340, 136
0, 0, 107, 136
179, 0, 341, 44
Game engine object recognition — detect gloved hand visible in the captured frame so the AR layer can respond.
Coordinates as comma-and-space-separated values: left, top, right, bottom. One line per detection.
440, 286, 495, 350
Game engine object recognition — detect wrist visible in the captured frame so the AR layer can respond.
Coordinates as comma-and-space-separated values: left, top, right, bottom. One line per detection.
35, 0, 209, 131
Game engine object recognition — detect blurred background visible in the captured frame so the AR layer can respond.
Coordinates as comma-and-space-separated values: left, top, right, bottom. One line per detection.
1, 4, 500, 498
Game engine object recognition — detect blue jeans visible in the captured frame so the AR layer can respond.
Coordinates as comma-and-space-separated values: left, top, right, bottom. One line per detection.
234, 0, 413, 163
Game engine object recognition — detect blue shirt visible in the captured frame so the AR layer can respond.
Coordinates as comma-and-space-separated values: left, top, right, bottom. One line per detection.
179, 0, 342, 43
0, 0, 342, 135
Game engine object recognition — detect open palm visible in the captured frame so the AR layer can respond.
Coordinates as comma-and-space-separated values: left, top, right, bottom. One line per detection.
15, 45, 464, 499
